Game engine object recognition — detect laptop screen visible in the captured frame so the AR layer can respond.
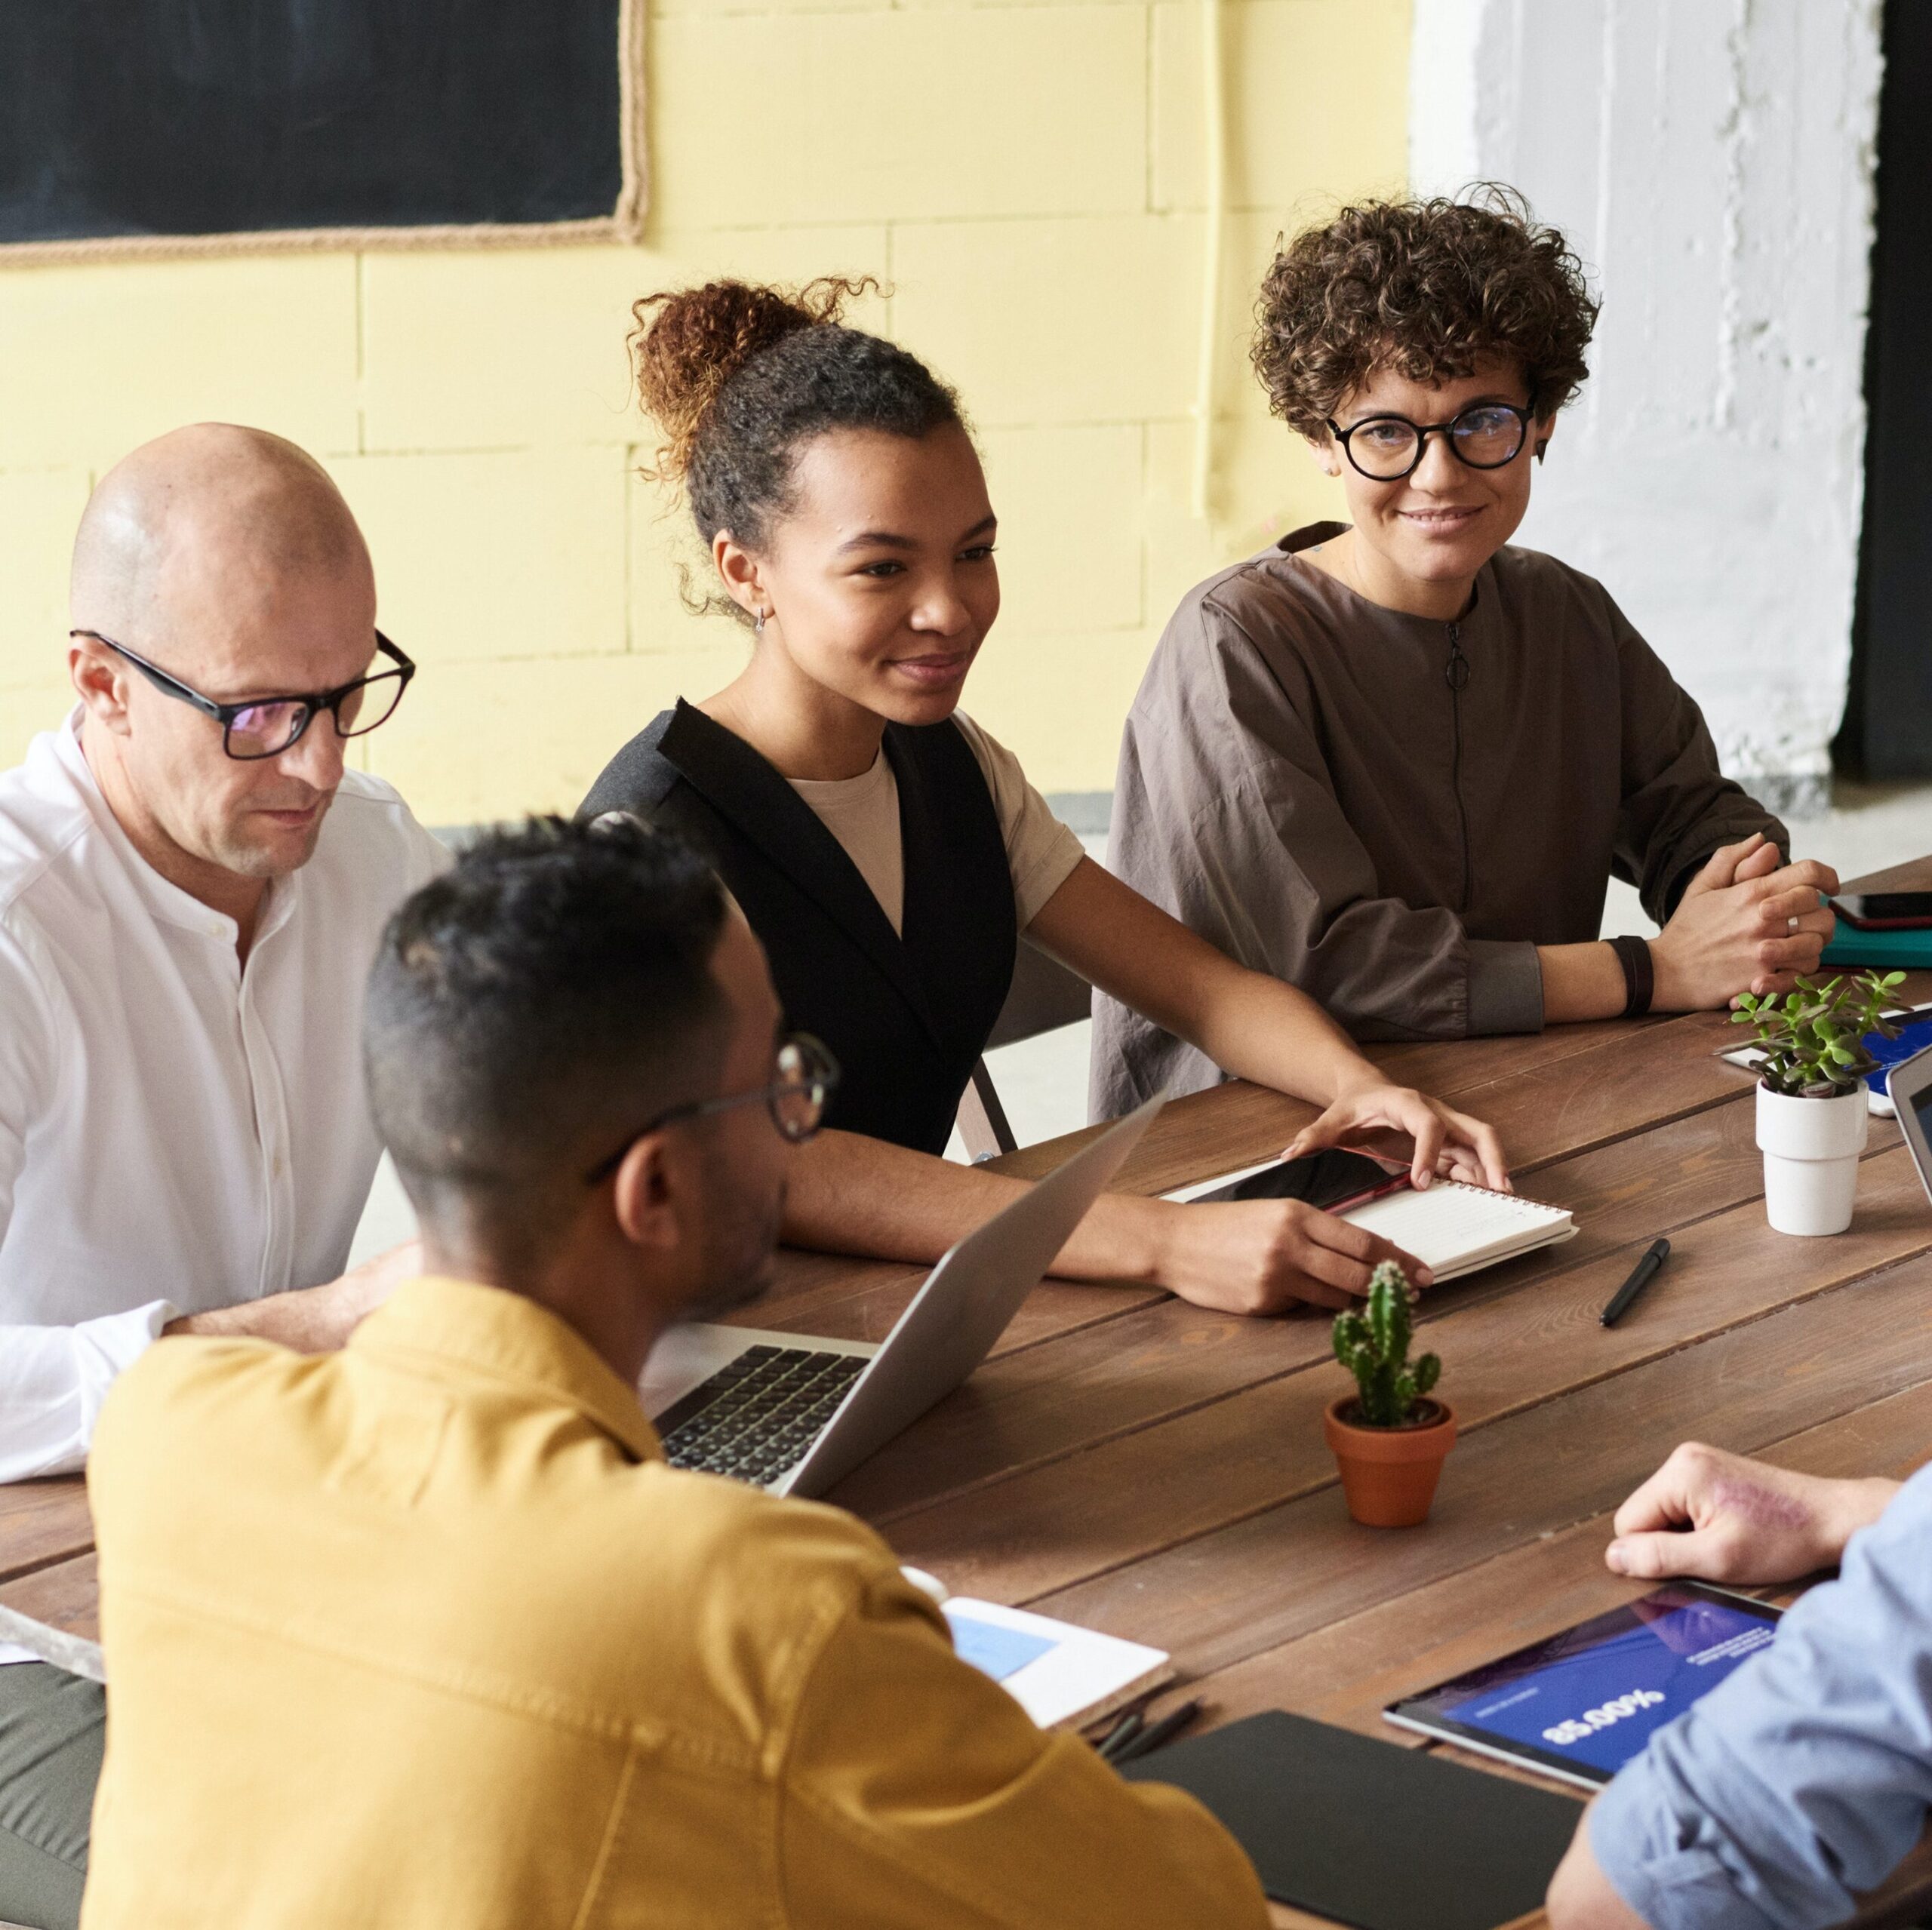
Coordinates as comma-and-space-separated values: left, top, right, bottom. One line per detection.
1912, 1080, 1932, 1151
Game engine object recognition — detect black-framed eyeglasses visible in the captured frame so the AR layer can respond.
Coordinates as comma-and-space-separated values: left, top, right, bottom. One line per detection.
69, 628, 416, 761
584, 1033, 841, 1184
1324, 398, 1539, 481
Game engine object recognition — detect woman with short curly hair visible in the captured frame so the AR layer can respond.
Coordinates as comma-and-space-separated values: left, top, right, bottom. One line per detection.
1094, 191, 1838, 1114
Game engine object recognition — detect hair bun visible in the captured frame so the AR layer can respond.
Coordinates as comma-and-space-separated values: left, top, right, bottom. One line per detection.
631, 277, 875, 483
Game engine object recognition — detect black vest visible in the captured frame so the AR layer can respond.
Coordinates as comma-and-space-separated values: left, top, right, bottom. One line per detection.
582, 702, 1017, 1156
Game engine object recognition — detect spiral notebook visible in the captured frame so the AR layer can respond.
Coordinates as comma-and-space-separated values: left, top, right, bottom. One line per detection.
1339, 1181, 1577, 1282
1171, 1164, 1575, 1283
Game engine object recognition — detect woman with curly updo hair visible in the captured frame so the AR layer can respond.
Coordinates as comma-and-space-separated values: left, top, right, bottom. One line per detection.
584, 277, 1508, 1320
1094, 192, 1838, 1114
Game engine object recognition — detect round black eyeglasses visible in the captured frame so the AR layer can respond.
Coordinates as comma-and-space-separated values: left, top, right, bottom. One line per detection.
70, 629, 416, 761
1324, 401, 1538, 482
584, 1034, 841, 1184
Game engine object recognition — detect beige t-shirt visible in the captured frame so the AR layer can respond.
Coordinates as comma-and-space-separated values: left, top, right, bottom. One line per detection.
787, 714, 1085, 937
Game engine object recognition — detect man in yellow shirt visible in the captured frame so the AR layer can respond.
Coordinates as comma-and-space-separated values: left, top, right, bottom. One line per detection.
81, 815, 1266, 1928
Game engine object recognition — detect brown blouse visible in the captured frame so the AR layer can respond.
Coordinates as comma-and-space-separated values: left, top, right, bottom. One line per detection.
1091, 523, 1784, 1116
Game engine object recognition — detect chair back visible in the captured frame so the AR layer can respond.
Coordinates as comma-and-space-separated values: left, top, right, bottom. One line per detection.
956, 945, 1093, 1160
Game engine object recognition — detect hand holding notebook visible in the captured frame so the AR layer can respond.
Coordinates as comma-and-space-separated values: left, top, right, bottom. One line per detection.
1168, 1154, 1574, 1285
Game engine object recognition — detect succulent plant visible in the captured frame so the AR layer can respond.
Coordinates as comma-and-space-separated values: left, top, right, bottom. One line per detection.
1731, 970, 1906, 1098
1332, 1261, 1441, 1428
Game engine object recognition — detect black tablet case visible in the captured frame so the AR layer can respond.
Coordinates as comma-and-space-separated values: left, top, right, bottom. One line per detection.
1118, 1710, 1583, 1930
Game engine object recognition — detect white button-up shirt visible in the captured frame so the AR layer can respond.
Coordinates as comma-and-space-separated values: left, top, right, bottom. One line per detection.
0, 715, 448, 1481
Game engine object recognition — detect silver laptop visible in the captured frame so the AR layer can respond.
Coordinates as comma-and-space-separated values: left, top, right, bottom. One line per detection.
1884, 1037, 1932, 1192
638, 1093, 1163, 1498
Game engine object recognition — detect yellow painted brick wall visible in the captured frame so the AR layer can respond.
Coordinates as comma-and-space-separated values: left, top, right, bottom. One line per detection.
0, 0, 1408, 824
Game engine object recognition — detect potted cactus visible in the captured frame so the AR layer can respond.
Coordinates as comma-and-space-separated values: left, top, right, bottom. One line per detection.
1324, 1261, 1456, 1528
1733, 971, 1903, 1237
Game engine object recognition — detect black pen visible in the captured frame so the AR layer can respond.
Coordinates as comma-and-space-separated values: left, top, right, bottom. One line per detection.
1601, 1237, 1670, 1328
1112, 1698, 1203, 1764
1095, 1710, 1143, 1760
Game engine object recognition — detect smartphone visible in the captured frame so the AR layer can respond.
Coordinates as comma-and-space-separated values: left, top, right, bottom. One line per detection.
1189, 1146, 1409, 1210
1832, 893, 1932, 930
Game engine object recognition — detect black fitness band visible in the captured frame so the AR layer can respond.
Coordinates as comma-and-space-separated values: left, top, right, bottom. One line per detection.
1610, 934, 1655, 1018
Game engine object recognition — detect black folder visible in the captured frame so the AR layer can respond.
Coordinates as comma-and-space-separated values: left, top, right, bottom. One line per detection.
1118, 1710, 1583, 1930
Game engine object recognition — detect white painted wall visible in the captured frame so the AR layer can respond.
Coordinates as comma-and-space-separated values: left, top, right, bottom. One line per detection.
1409, 0, 1884, 807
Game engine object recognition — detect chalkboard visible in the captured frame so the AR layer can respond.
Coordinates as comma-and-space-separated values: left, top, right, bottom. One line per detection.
0, 0, 645, 261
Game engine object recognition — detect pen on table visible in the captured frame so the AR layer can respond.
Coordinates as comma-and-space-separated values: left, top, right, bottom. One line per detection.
1601, 1237, 1670, 1328
1094, 1710, 1143, 1761
1111, 1698, 1203, 1765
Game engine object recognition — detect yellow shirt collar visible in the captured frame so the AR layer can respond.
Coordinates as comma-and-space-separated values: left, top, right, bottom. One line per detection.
350, 1275, 663, 1464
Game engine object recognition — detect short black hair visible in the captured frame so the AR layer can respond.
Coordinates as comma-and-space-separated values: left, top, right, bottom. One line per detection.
365, 816, 731, 1248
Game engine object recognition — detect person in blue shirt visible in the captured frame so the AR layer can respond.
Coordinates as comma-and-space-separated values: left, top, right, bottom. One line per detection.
1546, 1440, 1922, 1928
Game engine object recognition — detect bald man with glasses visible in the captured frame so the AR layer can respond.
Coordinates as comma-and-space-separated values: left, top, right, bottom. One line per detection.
0, 423, 445, 1930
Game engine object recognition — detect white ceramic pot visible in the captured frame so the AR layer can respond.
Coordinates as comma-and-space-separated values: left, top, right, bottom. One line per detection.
1756, 1083, 1868, 1236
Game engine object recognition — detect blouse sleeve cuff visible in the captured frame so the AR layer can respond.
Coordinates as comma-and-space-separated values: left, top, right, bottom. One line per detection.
1013, 827, 1087, 932
1465, 939, 1545, 1037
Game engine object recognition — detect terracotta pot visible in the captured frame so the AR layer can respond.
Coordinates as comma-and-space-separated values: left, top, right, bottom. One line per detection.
1324, 1395, 1457, 1528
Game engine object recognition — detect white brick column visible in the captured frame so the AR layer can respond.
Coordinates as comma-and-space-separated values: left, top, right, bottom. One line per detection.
1410, 0, 1884, 810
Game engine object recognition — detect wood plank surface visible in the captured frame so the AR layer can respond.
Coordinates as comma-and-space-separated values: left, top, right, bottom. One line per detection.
887, 1145, 1932, 1606
1361, 1015, 1668, 1096
1183, 1375, 1932, 1742
831, 1102, 1900, 1523
992, 1009, 1754, 1195
0, 1477, 91, 1585
1032, 1242, 1932, 1678
0, 1553, 97, 1640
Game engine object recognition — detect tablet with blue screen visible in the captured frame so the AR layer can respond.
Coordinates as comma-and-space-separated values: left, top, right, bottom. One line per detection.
1384, 1582, 1781, 1790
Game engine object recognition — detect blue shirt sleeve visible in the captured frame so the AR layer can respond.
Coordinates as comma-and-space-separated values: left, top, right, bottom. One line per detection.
1590, 1463, 1932, 1930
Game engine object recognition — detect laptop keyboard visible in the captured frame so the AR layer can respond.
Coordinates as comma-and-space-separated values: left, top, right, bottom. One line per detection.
656, 1344, 869, 1486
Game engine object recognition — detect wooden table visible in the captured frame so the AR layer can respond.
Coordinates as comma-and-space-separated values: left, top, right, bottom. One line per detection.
12, 868, 1932, 1926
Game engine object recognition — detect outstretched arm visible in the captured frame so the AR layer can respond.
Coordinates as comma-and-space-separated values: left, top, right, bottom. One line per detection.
785, 1128, 1429, 1316
163, 1239, 420, 1351
1029, 857, 1508, 1190
783, 857, 1509, 1317
0, 1243, 422, 1484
